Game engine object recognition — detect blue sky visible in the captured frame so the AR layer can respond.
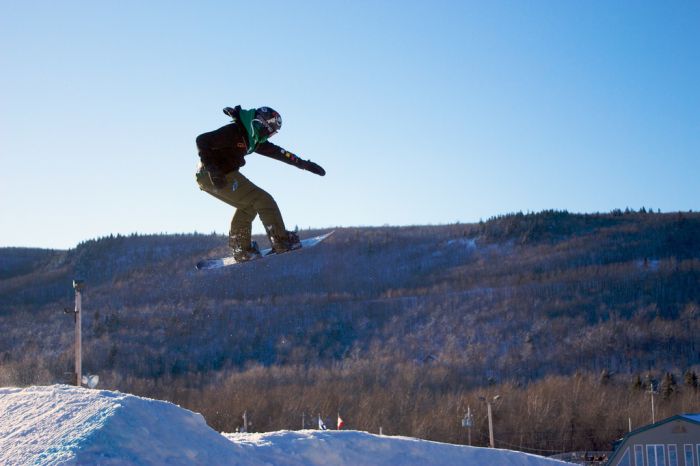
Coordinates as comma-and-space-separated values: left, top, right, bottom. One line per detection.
1, 1, 698, 249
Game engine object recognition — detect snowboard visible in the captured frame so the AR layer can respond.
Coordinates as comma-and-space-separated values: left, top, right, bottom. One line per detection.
195, 231, 334, 271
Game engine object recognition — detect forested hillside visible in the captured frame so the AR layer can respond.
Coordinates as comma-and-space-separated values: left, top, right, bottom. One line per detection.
1, 210, 699, 452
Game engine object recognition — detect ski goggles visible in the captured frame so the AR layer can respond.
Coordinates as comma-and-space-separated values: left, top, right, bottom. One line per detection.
256, 118, 281, 137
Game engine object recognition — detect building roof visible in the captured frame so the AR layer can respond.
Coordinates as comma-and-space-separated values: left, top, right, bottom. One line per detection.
624, 413, 700, 439
607, 414, 700, 465
680, 414, 700, 423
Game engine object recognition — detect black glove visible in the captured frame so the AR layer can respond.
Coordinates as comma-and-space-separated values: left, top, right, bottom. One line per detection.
223, 105, 241, 119
301, 159, 326, 176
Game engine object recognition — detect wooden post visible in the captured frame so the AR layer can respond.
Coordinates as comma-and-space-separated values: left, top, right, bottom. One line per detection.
487, 401, 495, 448
480, 395, 500, 448
73, 280, 84, 387
462, 406, 473, 446
646, 381, 657, 424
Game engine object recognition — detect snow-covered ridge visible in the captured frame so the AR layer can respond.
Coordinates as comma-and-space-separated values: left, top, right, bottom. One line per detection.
0, 385, 572, 465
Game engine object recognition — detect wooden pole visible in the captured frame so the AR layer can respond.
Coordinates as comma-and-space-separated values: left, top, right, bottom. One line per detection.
487, 401, 495, 448
468, 406, 472, 446
479, 395, 500, 448
73, 280, 84, 387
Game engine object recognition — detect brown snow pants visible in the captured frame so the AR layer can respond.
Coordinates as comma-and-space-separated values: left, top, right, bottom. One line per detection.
196, 167, 286, 248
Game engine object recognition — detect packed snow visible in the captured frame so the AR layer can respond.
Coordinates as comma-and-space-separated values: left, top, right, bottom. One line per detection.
0, 385, 573, 465
224, 430, 573, 466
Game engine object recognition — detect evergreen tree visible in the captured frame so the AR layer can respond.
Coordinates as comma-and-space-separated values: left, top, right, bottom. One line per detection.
660, 372, 677, 400
631, 374, 643, 391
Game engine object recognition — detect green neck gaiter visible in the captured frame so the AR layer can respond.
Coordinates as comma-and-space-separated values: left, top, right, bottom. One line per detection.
238, 108, 269, 154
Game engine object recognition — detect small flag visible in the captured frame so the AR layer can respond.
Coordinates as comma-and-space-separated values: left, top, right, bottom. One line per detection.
318, 414, 327, 430
337, 413, 345, 430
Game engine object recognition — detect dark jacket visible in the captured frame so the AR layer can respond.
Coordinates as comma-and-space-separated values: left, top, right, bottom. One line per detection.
196, 107, 303, 176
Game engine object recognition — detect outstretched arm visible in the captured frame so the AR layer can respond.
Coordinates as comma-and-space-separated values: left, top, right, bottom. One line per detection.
256, 141, 326, 176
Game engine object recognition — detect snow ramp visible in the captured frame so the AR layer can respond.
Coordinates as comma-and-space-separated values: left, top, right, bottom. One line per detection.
0, 385, 250, 466
0, 385, 572, 466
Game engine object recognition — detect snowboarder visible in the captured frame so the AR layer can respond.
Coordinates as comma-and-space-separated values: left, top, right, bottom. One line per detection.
196, 105, 325, 262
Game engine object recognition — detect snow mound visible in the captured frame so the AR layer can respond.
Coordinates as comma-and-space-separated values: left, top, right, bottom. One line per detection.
0, 385, 246, 466
225, 430, 572, 466
0, 385, 571, 466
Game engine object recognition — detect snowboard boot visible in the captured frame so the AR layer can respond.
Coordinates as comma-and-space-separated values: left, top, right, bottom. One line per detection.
269, 229, 302, 255
229, 230, 262, 262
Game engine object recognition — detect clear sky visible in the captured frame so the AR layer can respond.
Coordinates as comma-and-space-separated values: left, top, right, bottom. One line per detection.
1, 1, 698, 249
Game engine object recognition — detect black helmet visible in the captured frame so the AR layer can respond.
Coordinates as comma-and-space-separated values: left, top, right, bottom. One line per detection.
253, 107, 282, 138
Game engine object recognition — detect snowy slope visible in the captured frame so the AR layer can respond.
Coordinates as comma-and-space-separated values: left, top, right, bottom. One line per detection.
225, 430, 573, 466
0, 385, 572, 466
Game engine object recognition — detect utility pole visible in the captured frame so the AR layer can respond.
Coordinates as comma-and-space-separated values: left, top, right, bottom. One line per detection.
645, 376, 658, 424
487, 401, 495, 448
74, 280, 83, 387
462, 406, 473, 446
479, 395, 501, 448
64, 280, 84, 386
